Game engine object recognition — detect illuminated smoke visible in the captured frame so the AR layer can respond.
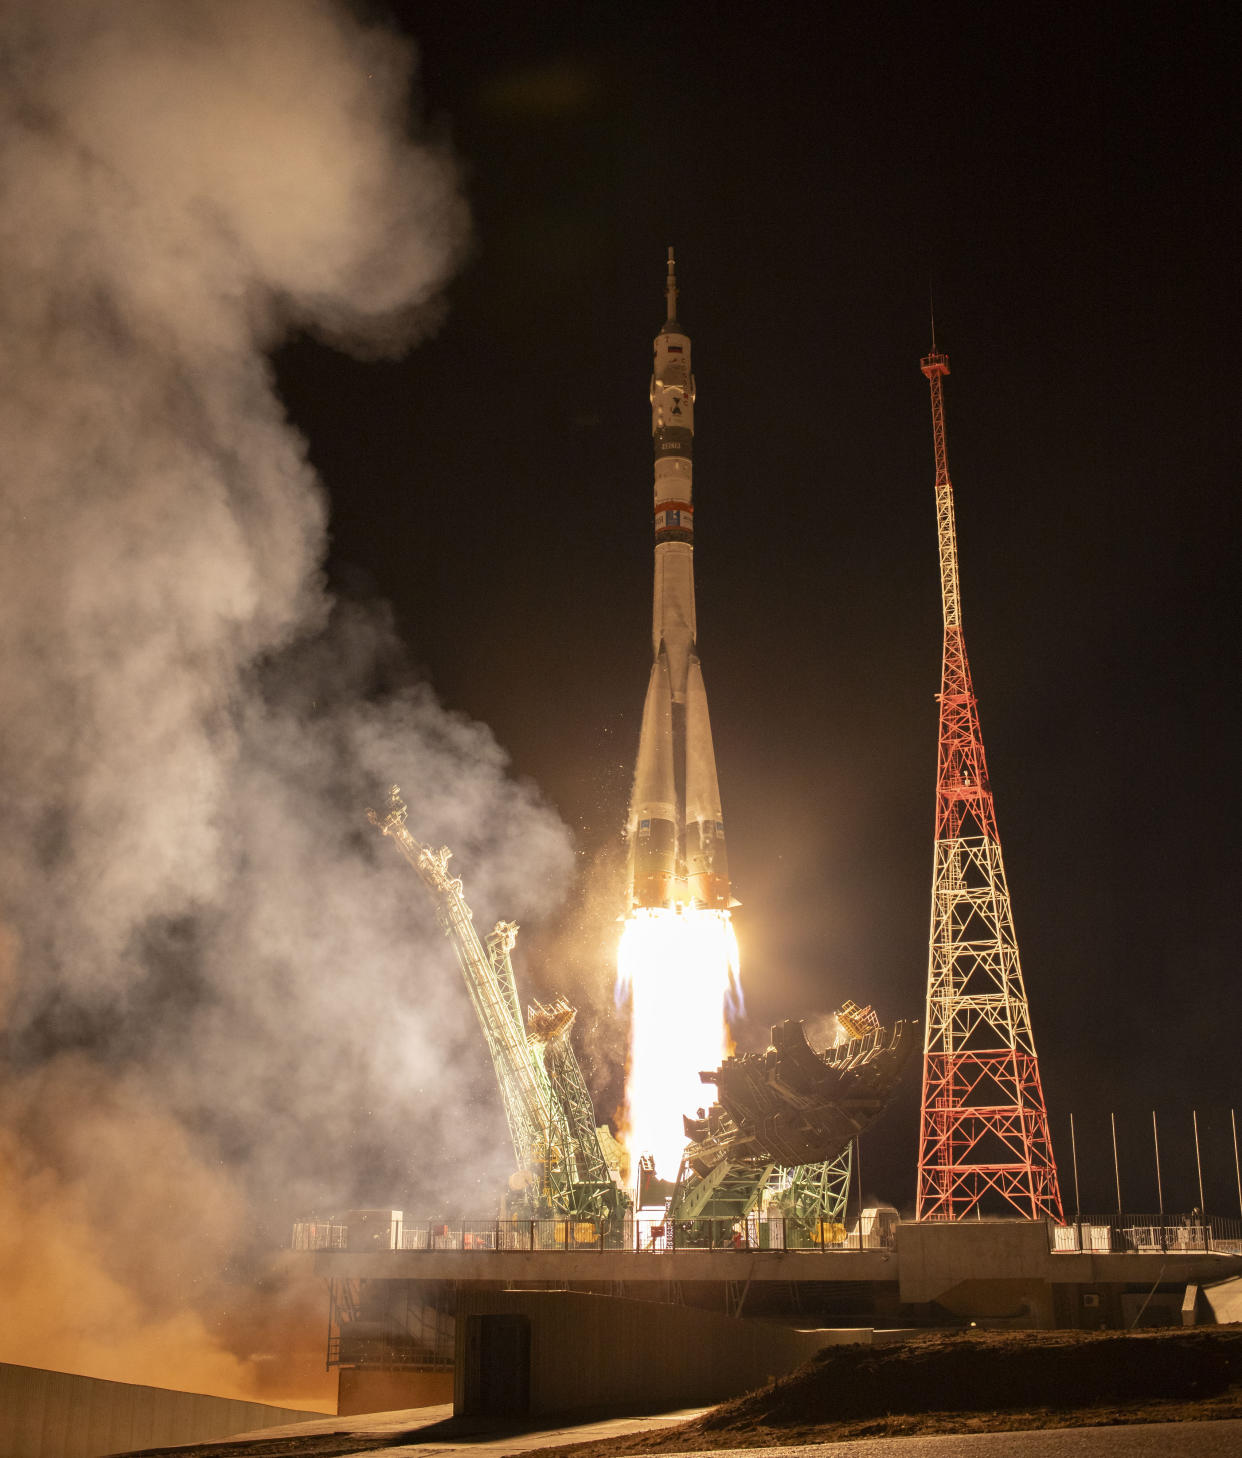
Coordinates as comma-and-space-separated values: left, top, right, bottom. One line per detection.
805, 1012, 845, 1049
0, 0, 573, 1409
617, 908, 740, 1185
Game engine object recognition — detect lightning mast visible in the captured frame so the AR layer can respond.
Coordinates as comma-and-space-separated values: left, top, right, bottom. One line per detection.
915, 350, 1063, 1221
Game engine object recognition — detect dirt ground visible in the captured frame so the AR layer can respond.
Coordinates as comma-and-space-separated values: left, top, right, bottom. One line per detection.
517, 1327, 1242, 1456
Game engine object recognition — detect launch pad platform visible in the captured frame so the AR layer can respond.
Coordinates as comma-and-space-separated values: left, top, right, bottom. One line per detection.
315, 1213, 1241, 1310
311, 1215, 1242, 1416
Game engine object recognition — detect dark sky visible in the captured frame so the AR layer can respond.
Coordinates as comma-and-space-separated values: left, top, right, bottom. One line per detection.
275, 3, 1240, 1217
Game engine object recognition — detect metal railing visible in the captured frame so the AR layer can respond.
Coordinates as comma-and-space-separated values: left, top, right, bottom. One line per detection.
327, 1331, 454, 1368
301, 1212, 1242, 1258
342, 1214, 897, 1253
292, 1220, 348, 1250
1050, 1212, 1242, 1254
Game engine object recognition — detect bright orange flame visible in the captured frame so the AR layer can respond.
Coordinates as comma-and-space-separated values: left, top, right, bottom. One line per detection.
617, 907, 740, 1188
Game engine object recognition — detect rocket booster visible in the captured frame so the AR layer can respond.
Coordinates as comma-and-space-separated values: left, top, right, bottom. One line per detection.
626, 250, 731, 913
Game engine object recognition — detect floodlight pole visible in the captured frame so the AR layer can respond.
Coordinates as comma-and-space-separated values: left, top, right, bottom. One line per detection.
1110, 1113, 1122, 1214
1069, 1112, 1081, 1218
1152, 1110, 1164, 1216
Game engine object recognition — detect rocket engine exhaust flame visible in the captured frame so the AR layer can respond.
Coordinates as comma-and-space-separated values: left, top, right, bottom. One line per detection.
616, 906, 740, 1183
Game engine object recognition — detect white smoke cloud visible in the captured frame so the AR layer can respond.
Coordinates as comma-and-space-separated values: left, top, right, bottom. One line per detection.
0, 0, 574, 1407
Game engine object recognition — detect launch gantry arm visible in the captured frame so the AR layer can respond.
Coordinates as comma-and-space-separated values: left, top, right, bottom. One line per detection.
527, 996, 611, 1190
667, 1016, 915, 1228
368, 786, 620, 1220
762, 1005, 878, 1238
368, 786, 572, 1209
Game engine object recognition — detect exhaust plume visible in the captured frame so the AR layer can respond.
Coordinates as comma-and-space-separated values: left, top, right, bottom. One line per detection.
0, 0, 573, 1410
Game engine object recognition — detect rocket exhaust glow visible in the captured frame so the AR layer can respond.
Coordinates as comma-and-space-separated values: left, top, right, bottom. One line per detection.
619, 251, 740, 1184
617, 905, 740, 1182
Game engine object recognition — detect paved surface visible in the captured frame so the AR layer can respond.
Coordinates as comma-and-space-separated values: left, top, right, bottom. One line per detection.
228, 1402, 710, 1455
219, 1411, 1242, 1458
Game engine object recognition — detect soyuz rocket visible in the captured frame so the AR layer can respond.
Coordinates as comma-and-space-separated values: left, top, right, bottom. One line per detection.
625, 250, 732, 913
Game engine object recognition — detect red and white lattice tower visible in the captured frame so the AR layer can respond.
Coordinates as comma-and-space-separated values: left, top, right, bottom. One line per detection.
915, 349, 1063, 1222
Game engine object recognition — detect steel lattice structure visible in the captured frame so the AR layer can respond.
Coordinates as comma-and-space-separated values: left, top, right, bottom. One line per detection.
916, 351, 1063, 1222
368, 786, 620, 1220
767, 1148, 853, 1239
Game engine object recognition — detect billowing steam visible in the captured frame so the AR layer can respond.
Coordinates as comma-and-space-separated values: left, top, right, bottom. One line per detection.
0, 0, 573, 1411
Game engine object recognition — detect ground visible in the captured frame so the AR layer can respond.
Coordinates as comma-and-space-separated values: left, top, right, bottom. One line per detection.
519, 1328, 1242, 1456
117, 1327, 1242, 1457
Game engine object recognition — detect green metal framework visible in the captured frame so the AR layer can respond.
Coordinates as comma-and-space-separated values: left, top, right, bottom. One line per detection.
767, 1148, 853, 1244
528, 996, 621, 1218
669, 1154, 774, 1222
665, 1015, 913, 1230
667, 1147, 852, 1232
369, 786, 620, 1219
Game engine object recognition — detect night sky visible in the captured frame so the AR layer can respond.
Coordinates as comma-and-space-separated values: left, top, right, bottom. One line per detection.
276, 3, 1240, 1218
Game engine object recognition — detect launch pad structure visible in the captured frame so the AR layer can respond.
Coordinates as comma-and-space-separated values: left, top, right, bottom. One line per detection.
308, 1214, 1242, 1416
363, 782, 913, 1240
293, 263, 1242, 1419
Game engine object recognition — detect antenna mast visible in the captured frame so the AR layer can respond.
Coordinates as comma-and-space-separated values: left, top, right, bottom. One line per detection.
915, 350, 1063, 1221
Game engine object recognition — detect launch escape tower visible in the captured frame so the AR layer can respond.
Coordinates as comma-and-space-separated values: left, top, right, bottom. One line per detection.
915, 350, 1063, 1222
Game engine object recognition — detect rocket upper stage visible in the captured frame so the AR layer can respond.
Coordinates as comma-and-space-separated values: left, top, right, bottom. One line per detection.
626, 250, 731, 913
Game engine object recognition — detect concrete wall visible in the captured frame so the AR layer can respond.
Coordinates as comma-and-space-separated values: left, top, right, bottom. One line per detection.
895, 1219, 1242, 1328
1202, 1275, 1242, 1323
453, 1289, 859, 1417
896, 1219, 1052, 1304
0, 1363, 322, 1458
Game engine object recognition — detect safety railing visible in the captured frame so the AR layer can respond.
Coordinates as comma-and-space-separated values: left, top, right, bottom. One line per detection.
292, 1221, 348, 1250
324, 1214, 899, 1253
328, 1330, 454, 1368
1050, 1212, 1242, 1254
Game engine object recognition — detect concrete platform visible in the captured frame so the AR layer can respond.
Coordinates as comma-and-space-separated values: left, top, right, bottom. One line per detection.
314, 1217, 1242, 1317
